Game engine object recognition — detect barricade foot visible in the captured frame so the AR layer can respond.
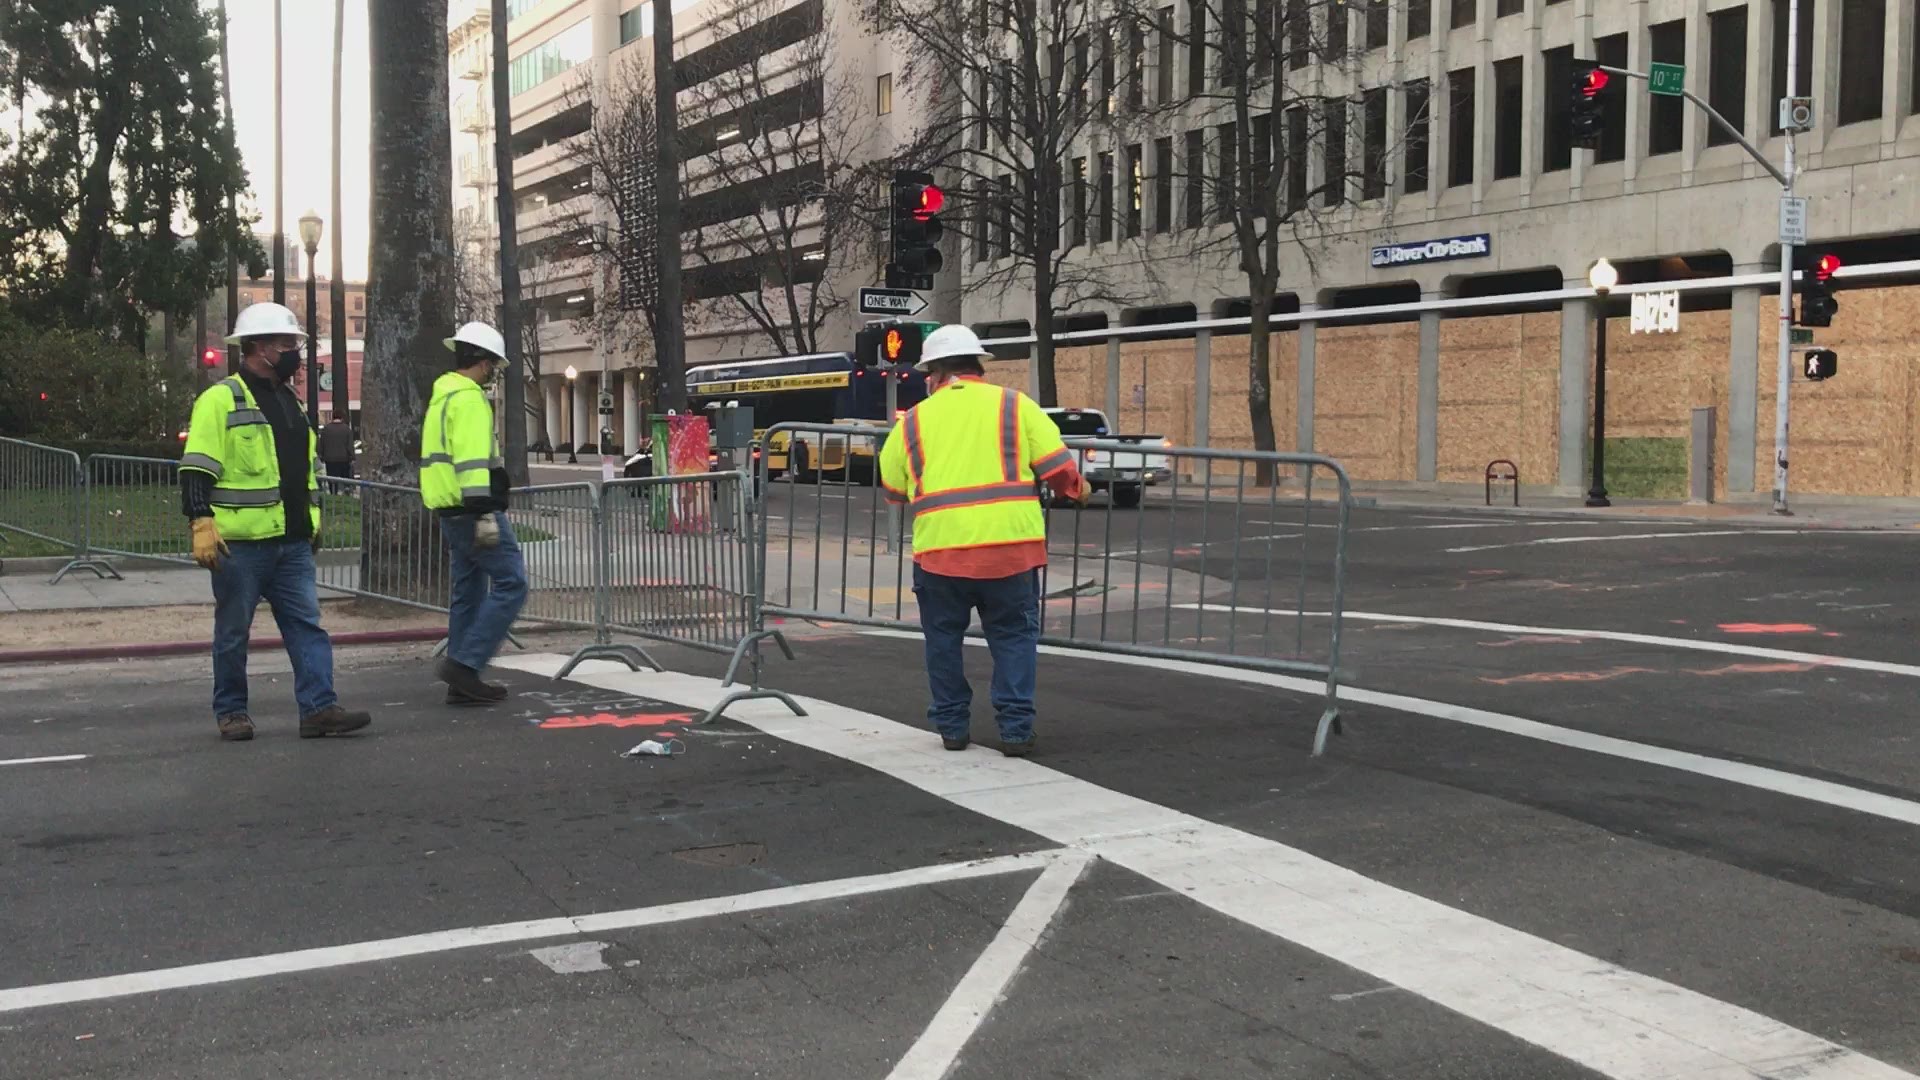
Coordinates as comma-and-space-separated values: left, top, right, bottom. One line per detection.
1311, 707, 1344, 757
720, 629, 796, 687
554, 641, 664, 680
700, 687, 807, 725
49, 557, 121, 585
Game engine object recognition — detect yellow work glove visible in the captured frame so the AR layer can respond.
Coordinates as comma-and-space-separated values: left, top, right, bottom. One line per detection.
190, 517, 229, 570
1071, 476, 1094, 507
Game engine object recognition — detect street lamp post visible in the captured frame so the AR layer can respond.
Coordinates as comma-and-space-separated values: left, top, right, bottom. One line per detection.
1586, 257, 1619, 508
564, 365, 579, 464
299, 210, 323, 429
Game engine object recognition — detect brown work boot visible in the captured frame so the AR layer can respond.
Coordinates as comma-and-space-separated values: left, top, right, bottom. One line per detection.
217, 713, 255, 742
299, 705, 372, 738
438, 657, 505, 704
445, 681, 509, 705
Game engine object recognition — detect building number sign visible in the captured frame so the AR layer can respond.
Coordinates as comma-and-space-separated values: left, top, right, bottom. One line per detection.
1630, 290, 1680, 334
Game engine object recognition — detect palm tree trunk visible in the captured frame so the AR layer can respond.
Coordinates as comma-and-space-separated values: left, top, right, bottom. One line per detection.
365, 0, 456, 599
329, 0, 349, 427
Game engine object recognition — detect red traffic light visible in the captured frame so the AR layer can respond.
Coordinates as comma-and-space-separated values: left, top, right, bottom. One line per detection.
1813, 253, 1842, 282
202, 348, 221, 367
1581, 68, 1609, 97
915, 185, 944, 220
884, 328, 905, 361
39, 392, 48, 401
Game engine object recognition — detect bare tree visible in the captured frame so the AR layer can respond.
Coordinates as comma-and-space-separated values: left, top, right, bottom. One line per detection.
871, 0, 1154, 406
1170, 0, 1412, 480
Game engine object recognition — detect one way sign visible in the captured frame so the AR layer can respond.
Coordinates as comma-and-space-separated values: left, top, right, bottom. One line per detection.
858, 287, 928, 317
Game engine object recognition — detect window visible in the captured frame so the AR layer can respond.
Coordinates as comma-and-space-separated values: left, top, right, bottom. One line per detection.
1188, 4, 1206, 95
618, 4, 650, 45
1362, 87, 1387, 198
508, 19, 591, 96
1127, 23, 1145, 109
1493, 56, 1523, 179
350, 317, 364, 336
1496, 0, 1521, 15
1707, 7, 1748, 146
1069, 159, 1088, 248
1157, 7, 1176, 102
1126, 144, 1144, 236
996, 175, 1015, 259
1184, 129, 1205, 227
1100, 35, 1116, 117
1365, 0, 1389, 49
1451, 0, 1475, 30
876, 73, 893, 115
1769, 0, 1814, 133
1594, 32, 1627, 161
974, 72, 989, 148
1255, 0, 1275, 79
1409, 0, 1430, 39
1322, 99, 1347, 206
1405, 79, 1431, 193
1838, 0, 1885, 125
1096, 152, 1115, 241
1216, 122, 1237, 222
1327, 0, 1348, 55
1648, 20, 1686, 154
1286, 107, 1308, 208
975, 184, 991, 263
1072, 35, 1090, 122
1541, 46, 1572, 171
1154, 136, 1175, 231
1253, 112, 1274, 196
508, 0, 544, 18
352, 293, 364, 312
1286, 0, 1308, 69
1447, 66, 1474, 187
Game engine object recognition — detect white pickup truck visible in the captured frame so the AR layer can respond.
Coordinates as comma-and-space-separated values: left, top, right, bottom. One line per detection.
1042, 407, 1173, 509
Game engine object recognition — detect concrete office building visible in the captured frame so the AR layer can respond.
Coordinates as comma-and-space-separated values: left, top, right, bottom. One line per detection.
965, 0, 1920, 500
449, 0, 903, 455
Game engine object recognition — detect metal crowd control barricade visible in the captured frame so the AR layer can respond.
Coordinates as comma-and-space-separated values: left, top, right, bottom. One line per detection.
0, 437, 118, 583
510, 480, 656, 676
315, 474, 461, 613
82, 454, 196, 571
751, 421, 1354, 756
594, 469, 803, 722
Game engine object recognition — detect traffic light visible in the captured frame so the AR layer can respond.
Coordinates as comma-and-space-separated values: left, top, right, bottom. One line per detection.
887, 168, 944, 290
1570, 60, 1609, 150
1797, 252, 1841, 328
202, 348, 221, 367
1804, 349, 1837, 381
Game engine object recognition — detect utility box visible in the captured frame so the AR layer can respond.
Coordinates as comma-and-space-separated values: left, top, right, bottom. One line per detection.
709, 404, 755, 449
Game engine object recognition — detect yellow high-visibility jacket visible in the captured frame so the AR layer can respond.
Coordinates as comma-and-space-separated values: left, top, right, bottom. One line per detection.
179, 376, 319, 540
878, 378, 1074, 556
419, 371, 502, 512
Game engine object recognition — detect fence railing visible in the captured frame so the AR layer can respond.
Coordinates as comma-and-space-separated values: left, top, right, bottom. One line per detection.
750, 421, 1353, 755
1, 430, 1357, 755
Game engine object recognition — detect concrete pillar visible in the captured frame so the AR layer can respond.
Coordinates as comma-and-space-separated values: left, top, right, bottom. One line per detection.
1727, 271, 1764, 493
1192, 329, 1211, 449
570, 375, 591, 451
1416, 293, 1443, 482
1296, 305, 1319, 455
543, 377, 562, 451
622, 370, 642, 455
1558, 288, 1591, 491
1105, 336, 1122, 424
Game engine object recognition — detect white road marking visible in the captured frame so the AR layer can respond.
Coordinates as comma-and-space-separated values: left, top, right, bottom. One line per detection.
1253, 520, 1607, 533
887, 850, 1089, 1080
1330, 987, 1401, 1002
528, 941, 610, 974
1446, 529, 1807, 553
1174, 604, 1920, 681
509, 655, 1915, 1080
872, 626, 1920, 827
0, 850, 1060, 1014
0, 755, 87, 767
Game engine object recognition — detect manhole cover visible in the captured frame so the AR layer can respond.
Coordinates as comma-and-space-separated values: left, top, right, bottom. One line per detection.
672, 841, 766, 867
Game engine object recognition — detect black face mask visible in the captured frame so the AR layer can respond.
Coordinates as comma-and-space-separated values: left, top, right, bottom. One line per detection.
271, 348, 303, 381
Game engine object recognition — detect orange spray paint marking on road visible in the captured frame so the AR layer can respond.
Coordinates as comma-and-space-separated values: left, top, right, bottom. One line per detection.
1681, 662, 1820, 677
1716, 623, 1820, 635
1479, 666, 1656, 686
539, 712, 697, 730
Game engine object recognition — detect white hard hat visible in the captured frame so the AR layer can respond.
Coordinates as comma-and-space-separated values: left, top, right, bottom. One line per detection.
444, 321, 509, 362
224, 302, 306, 344
916, 324, 989, 371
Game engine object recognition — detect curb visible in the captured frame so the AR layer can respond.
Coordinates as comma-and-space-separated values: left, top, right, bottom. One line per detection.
0, 627, 449, 666
1348, 498, 1920, 530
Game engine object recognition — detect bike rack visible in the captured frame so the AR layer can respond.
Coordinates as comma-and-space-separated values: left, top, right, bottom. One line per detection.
1485, 459, 1519, 506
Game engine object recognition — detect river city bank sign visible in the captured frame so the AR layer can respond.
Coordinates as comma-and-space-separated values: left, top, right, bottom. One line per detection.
1369, 233, 1492, 269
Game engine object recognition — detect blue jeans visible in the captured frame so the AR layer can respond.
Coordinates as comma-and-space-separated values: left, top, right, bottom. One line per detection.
210, 538, 336, 719
441, 511, 528, 671
912, 565, 1040, 743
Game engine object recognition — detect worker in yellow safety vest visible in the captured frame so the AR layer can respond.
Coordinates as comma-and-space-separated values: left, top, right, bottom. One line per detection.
179, 301, 373, 742
419, 321, 527, 704
879, 324, 1091, 757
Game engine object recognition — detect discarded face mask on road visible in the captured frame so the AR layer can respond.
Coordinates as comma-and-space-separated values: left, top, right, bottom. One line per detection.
620, 738, 686, 758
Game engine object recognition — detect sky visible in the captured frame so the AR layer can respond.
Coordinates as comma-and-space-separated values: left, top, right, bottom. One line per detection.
215, 0, 374, 282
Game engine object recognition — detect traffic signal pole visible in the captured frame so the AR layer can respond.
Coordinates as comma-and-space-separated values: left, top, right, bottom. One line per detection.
1595, 0, 1799, 511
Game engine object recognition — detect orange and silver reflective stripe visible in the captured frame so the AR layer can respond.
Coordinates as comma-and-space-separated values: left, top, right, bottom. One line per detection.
903, 409, 926, 490
997, 389, 1020, 481
911, 481, 1035, 514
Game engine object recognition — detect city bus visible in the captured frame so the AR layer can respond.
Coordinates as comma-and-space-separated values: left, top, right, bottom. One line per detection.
686, 351, 928, 482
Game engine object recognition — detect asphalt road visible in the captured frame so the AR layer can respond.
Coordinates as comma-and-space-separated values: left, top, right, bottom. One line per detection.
4, 496, 1920, 1078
